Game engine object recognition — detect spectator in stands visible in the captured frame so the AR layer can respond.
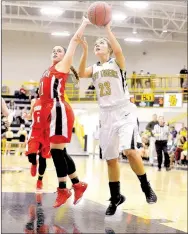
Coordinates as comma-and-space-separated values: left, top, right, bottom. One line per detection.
180, 140, 188, 165
174, 136, 186, 163
85, 82, 95, 98
169, 126, 177, 139
19, 85, 27, 99
17, 124, 27, 143
153, 116, 170, 171
5, 127, 14, 155
131, 71, 137, 88
143, 80, 153, 94
146, 114, 159, 166
167, 133, 176, 167
179, 65, 187, 88
17, 124, 27, 156
180, 127, 187, 137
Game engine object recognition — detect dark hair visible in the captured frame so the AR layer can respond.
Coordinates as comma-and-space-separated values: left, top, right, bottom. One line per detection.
180, 136, 186, 143
63, 47, 79, 81
70, 66, 79, 80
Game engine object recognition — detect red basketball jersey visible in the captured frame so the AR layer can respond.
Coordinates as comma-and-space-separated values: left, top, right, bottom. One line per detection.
39, 64, 69, 102
31, 98, 42, 129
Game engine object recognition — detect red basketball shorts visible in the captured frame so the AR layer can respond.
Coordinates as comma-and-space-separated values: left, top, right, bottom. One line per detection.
41, 99, 74, 144
25, 128, 51, 158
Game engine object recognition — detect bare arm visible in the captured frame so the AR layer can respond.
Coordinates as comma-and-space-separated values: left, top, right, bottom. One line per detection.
78, 37, 93, 78
1, 98, 9, 117
105, 23, 125, 70
56, 17, 90, 73
22, 99, 36, 120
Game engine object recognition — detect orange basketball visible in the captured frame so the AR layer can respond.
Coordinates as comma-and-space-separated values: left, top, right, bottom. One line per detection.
87, 2, 112, 26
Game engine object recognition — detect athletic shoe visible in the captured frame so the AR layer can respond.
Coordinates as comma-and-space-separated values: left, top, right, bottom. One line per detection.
31, 164, 37, 177
38, 224, 49, 233
53, 188, 72, 208
72, 182, 88, 205
141, 182, 157, 204
166, 167, 171, 171
105, 195, 125, 216
36, 180, 43, 190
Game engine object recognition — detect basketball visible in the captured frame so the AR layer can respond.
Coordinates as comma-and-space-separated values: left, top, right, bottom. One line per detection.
87, 2, 112, 26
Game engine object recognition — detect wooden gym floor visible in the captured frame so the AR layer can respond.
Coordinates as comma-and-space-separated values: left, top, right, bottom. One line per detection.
1, 154, 187, 233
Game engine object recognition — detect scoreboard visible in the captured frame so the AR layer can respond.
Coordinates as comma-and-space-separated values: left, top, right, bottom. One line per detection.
130, 94, 164, 107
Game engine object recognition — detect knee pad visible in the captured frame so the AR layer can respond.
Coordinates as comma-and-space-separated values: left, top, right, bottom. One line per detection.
51, 149, 68, 178
28, 153, 37, 164
63, 148, 76, 175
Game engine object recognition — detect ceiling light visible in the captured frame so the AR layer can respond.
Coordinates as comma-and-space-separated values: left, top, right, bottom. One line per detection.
124, 38, 143, 42
112, 13, 127, 21
51, 31, 70, 37
163, 29, 168, 33
40, 7, 63, 16
124, 1, 148, 9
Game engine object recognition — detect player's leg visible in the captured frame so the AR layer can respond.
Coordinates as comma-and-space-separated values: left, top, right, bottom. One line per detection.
62, 148, 87, 205
36, 153, 47, 190
50, 142, 71, 208
100, 111, 125, 216
120, 114, 157, 204
26, 139, 40, 177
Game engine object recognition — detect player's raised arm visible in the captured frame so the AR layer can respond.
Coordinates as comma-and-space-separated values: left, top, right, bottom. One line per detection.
78, 37, 93, 78
105, 22, 125, 70
55, 17, 90, 74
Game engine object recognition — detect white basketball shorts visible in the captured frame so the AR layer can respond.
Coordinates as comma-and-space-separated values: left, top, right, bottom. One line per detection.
99, 102, 142, 160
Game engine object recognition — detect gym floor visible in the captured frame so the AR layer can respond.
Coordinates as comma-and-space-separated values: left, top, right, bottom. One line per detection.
2, 154, 187, 233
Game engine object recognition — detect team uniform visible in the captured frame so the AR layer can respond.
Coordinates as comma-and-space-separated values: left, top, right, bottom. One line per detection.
25, 98, 50, 158
92, 58, 141, 160
39, 64, 74, 144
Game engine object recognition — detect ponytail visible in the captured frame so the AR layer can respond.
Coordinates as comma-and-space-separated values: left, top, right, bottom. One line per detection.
70, 66, 79, 81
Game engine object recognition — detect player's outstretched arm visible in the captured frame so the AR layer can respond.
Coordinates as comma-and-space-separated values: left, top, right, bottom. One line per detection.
78, 37, 92, 78
56, 17, 90, 74
105, 22, 125, 70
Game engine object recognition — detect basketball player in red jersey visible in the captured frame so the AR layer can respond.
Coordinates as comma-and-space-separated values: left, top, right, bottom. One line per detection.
39, 17, 89, 208
23, 91, 50, 190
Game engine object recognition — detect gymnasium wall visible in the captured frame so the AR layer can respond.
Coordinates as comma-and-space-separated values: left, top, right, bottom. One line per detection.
2, 30, 187, 94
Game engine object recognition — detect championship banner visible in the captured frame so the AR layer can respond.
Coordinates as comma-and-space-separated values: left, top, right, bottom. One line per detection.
130, 94, 164, 107
164, 93, 183, 107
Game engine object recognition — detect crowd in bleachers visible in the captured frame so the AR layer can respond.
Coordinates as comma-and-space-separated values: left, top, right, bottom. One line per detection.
139, 115, 187, 169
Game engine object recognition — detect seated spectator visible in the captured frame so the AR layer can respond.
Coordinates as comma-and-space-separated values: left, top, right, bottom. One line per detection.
167, 134, 177, 167
179, 65, 187, 88
169, 126, 177, 139
19, 85, 27, 99
143, 80, 153, 94
180, 141, 188, 165
174, 136, 186, 162
182, 74, 188, 93
17, 124, 27, 143
131, 71, 137, 88
180, 127, 187, 137
5, 127, 14, 155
